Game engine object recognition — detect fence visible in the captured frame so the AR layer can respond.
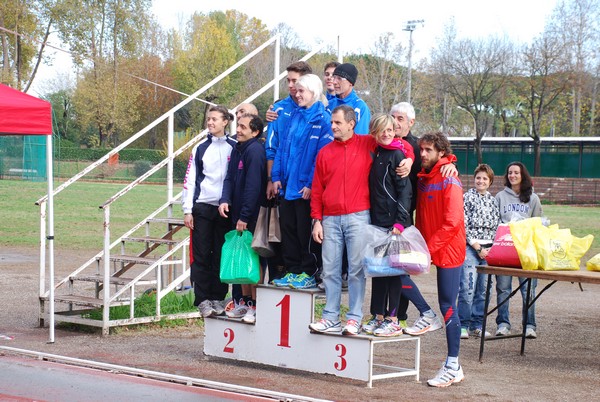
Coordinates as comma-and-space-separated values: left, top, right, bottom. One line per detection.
461, 176, 600, 204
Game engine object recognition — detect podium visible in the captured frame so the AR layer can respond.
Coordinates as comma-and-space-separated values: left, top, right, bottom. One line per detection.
204, 285, 420, 387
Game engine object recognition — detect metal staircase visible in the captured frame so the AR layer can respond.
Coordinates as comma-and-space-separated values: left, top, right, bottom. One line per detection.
39, 194, 194, 335
35, 34, 334, 336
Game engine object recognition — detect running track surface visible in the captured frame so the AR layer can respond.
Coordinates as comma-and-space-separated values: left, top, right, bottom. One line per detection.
0, 354, 276, 402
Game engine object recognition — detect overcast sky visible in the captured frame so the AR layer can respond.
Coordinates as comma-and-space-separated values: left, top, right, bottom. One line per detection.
32, 0, 559, 96
151, 0, 560, 59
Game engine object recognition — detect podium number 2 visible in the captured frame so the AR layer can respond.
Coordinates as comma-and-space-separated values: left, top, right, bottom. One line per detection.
223, 328, 234, 353
276, 295, 291, 348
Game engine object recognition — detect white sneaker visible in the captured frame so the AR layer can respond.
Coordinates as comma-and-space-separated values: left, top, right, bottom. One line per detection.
309, 319, 341, 333
242, 305, 256, 324
460, 328, 469, 339
495, 325, 511, 336
471, 328, 491, 338
525, 327, 537, 339
404, 315, 443, 336
427, 364, 465, 387
225, 301, 248, 318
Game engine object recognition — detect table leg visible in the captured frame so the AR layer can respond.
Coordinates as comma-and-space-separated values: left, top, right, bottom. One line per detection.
479, 273, 494, 362
520, 278, 532, 355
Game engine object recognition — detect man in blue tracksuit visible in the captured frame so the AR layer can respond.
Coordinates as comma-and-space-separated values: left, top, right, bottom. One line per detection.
326, 63, 371, 135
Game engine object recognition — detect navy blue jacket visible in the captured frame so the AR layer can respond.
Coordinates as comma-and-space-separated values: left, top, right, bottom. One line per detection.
220, 137, 267, 228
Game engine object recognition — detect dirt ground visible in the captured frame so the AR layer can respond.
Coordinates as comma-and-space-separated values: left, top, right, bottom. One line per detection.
1, 245, 600, 401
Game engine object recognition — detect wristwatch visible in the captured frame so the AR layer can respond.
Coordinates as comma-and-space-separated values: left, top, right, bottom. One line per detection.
475, 246, 482, 253
312, 218, 322, 224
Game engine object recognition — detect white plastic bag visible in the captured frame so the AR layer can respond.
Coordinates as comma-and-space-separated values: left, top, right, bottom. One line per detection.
362, 225, 430, 277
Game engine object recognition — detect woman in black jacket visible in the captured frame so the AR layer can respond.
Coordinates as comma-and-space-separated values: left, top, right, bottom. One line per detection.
363, 114, 413, 337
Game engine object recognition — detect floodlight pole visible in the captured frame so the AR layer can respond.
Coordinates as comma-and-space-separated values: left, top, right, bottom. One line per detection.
403, 19, 424, 104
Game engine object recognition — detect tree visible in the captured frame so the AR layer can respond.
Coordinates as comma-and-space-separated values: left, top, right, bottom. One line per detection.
42, 73, 78, 142
73, 62, 141, 147
53, 0, 152, 146
170, 11, 241, 130
548, 0, 600, 135
129, 19, 180, 149
0, 0, 54, 91
516, 31, 571, 175
430, 28, 515, 163
222, 10, 271, 108
356, 32, 405, 113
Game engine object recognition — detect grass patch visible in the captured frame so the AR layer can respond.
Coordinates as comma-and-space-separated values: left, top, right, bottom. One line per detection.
0, 179, 176, 249
2, 180, 596, 257
543, 205, 600, 259
82, 290, 196, 321
58, 289, 202, 334
314, 298, 350, 320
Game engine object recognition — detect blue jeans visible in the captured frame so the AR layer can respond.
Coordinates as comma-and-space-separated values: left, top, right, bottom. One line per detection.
321, 210, 370, 323
458, 246, 489, 331
496, 275, 537, 330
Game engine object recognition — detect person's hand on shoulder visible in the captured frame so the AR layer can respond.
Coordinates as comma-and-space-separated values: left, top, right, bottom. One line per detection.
396, 158, 413, 178
441, 163, 458, 177
265, 105, 278, 122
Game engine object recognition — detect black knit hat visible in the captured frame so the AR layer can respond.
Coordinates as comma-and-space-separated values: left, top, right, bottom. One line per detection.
333, 63, 358, 85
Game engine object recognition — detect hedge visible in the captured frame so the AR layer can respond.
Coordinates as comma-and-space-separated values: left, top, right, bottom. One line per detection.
57, 147, 164, 163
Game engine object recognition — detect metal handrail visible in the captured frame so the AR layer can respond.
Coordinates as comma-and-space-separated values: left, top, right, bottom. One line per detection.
99, 131, 207, 209
35, 34, 281, 206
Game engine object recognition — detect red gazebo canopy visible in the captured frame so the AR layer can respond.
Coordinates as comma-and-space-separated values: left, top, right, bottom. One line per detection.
0, 83, 52, 136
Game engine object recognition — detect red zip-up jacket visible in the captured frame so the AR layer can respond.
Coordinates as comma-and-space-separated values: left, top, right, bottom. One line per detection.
311, 134, 414, 220
415, 154, 466, 268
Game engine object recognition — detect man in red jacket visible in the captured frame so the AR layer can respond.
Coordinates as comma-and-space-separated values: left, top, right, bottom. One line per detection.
406, 131, 466, 388
307, 105, 375, 336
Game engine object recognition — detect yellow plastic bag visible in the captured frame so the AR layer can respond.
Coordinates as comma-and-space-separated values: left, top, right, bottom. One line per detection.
587, 253, 600, 271
534, 226, 578, 271
571, 234, 594, 267
509, 217, 542, 270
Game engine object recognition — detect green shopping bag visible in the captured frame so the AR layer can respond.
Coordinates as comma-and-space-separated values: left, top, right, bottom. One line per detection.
220, 230, 260, 284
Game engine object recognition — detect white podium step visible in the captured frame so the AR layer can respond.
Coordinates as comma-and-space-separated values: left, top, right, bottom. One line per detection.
204, 285, 420, 387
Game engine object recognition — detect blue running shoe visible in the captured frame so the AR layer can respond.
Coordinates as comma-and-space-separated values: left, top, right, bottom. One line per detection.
289, 273, 317, 289
272, 273, 296, 287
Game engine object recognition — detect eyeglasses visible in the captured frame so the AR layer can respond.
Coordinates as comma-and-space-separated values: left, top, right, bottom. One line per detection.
332, 75, 347, 82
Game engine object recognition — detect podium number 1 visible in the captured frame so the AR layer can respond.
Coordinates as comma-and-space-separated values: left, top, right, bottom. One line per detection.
276, 295, 291, 348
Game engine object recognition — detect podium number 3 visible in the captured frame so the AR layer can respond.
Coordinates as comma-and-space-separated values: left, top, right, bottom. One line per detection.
335, 344, 347, 371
